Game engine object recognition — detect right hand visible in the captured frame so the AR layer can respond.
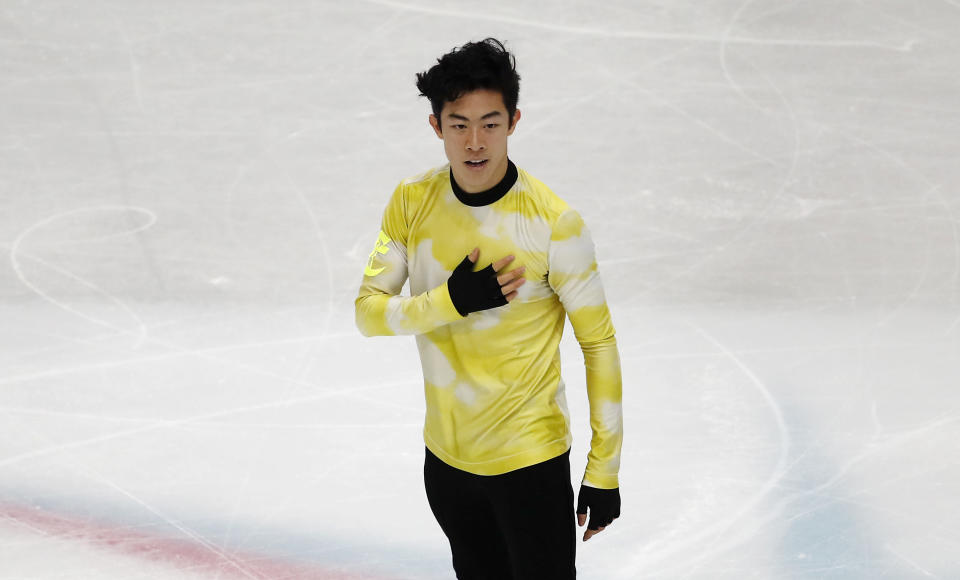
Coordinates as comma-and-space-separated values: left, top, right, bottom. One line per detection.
447, 247, 526, 316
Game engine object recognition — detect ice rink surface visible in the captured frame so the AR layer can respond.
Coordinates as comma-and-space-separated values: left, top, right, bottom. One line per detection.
2, 1, 959, 578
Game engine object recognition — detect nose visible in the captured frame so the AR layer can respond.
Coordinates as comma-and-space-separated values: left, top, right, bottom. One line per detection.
466, 127, 484, 151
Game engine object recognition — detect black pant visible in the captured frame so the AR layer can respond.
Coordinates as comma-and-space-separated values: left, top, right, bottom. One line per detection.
423, 448, 576, 580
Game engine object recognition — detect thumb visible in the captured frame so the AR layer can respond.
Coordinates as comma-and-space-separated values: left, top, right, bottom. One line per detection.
467, 247, 479, 263
577, 513, 587, 527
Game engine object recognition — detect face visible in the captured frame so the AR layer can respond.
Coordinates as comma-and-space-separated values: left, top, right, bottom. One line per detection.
429, 89, 521, 194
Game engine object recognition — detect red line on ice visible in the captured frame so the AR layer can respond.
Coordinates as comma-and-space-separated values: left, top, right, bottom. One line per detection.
0, 502, 391, 579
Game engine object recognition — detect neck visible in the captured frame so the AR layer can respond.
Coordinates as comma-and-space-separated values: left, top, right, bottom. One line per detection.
450, 159, 518, 207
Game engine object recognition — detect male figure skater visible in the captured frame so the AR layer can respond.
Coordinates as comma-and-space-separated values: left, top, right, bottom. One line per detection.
355, 38, 622, 579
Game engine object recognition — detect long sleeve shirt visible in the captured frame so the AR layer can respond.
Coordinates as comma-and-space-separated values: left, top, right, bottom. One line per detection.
355, 160, 622, 488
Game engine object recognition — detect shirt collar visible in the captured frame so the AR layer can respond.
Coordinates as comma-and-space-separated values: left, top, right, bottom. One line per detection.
450, 160, 518, 207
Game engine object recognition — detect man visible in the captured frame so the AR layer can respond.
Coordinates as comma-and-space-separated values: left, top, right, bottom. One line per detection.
355, 38, 622, 579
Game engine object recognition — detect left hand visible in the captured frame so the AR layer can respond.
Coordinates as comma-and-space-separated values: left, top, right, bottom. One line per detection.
576, 485, 620, 541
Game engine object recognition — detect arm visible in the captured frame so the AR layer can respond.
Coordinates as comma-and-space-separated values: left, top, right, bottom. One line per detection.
355, 184, 463, 337
548, 209, 623, 488
548, 209, 623, 540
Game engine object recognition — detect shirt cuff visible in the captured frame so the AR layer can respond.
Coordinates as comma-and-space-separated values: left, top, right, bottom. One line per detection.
582, 469, 619, 489
432, 280, 465, 322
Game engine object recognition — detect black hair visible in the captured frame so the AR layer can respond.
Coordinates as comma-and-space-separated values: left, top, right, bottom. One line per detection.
416, 38, 521, 128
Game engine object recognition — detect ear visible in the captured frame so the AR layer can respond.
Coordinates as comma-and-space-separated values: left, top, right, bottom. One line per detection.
429, 114, 443, 139
506, 109, 522, 136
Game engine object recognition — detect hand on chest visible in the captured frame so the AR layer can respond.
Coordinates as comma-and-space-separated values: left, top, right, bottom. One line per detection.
408, 204, 553, 302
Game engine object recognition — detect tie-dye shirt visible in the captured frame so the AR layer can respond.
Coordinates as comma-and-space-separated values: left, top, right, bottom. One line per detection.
355, 160, 622, 489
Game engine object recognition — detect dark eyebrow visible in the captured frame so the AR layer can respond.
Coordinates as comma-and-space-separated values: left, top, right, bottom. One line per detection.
446, 111, 504, 122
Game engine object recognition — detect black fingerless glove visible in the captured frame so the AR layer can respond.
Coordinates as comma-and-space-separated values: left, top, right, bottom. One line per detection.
447, 254, 508, 316
576, 486, 621, 530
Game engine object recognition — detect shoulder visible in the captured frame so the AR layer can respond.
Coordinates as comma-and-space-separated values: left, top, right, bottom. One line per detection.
513, 166, 582, 232
386, 164, 450, 210
400, 164, 450, 191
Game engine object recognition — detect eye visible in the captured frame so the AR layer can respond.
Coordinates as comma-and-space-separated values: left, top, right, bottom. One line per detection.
485, 123, 499, 129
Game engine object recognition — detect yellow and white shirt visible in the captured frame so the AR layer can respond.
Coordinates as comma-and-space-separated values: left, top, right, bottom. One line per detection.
355, 161, 622, 489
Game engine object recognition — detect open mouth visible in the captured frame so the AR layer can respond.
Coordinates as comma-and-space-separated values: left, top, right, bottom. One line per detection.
465, 159, 488, 170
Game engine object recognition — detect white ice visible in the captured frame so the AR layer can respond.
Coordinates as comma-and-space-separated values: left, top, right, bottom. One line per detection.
1, 1, 959, 579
